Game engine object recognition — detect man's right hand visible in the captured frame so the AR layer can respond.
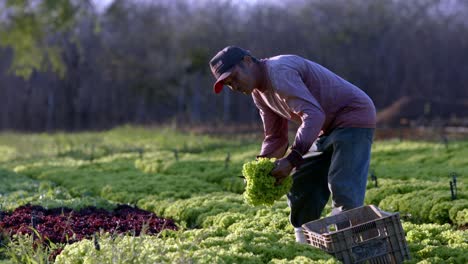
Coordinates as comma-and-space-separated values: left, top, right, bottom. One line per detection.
271, 158, 293, 185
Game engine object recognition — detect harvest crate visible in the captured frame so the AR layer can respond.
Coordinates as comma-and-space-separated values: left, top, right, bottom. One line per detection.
302, 205, 410, 264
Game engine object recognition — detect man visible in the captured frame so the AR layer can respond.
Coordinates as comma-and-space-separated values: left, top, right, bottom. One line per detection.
209, 46, 376, 243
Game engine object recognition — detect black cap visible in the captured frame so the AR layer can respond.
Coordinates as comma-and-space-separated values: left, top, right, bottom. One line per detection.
209, 46, 250, 94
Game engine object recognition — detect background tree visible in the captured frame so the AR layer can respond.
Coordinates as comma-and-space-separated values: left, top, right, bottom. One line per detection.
0, 0, 466, 131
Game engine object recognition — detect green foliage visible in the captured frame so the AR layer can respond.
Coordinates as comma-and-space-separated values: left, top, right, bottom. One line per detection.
55, 229, 337, 264
0, 168, 115, 211
455, 209, 468, 226
365, 179, 430, 205
376, 187, 467, 226
3, 128, 257, 205
403, 222, 468, 264
242, 158, 293, 206
0, 128, 467, 263
138, 193, 292, 231
134, 157, 171, 174
135, 155, 246, 193
0, 0, 80, 78
4, 233, 63, 264
12, 155, 225, 204
370, 140, 468, 181
0, 146, 16, 163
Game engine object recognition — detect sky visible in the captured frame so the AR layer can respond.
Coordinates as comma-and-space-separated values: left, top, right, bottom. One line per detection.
91, 0, 115, 12
90, 0, 280, 12
90, 0, 464, 16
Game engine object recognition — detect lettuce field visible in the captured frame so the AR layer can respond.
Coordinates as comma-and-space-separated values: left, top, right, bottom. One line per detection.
0, 126, 466, 263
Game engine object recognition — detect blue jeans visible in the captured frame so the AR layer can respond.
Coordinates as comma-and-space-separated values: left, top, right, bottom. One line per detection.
287, 127, 374, 227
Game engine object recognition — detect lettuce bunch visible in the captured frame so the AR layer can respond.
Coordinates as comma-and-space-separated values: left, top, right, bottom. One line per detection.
242, 158, 293, 206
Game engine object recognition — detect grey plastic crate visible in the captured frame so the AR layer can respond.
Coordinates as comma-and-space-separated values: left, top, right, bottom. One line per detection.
302, 205, 410, 264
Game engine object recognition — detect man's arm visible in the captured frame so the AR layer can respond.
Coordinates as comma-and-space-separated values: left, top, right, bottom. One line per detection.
282, 68, 325, 159
271, 68, 325, 183
252, 91, 289, 159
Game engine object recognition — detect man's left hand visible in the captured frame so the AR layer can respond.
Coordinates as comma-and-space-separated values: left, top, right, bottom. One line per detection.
271, 158, 293, 185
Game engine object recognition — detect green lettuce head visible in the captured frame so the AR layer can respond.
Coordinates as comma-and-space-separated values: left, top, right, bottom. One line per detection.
242, 158, 293, 206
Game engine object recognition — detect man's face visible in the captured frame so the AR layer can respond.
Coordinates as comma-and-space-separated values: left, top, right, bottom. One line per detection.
222, 59, 256, 95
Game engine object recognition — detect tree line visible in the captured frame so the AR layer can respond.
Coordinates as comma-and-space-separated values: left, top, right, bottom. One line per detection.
0, 0, 467, 131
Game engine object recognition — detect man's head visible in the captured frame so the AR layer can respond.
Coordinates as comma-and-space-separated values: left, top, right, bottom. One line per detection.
209, 46, 261, 95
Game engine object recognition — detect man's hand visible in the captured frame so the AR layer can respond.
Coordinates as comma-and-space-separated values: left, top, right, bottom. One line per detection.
271, 158, 293, 185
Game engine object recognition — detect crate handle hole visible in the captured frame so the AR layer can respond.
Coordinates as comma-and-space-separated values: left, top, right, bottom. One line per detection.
327, 220, 350, 232
327, 224, 337, 232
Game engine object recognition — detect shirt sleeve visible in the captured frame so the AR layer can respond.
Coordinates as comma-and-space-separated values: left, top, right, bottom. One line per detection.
252, 91, 289, 157
274, 68, 326, 159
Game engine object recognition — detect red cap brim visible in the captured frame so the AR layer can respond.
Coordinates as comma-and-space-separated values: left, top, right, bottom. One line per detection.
213, 71, 232, 94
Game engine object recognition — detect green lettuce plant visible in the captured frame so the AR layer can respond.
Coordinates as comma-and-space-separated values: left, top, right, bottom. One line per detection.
242, 158, 293, 206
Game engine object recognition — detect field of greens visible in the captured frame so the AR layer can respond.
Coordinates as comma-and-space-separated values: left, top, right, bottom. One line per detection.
0, 126, 466, 263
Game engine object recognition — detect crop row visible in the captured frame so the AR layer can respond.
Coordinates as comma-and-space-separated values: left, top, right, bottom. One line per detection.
365, 178, 467, 226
